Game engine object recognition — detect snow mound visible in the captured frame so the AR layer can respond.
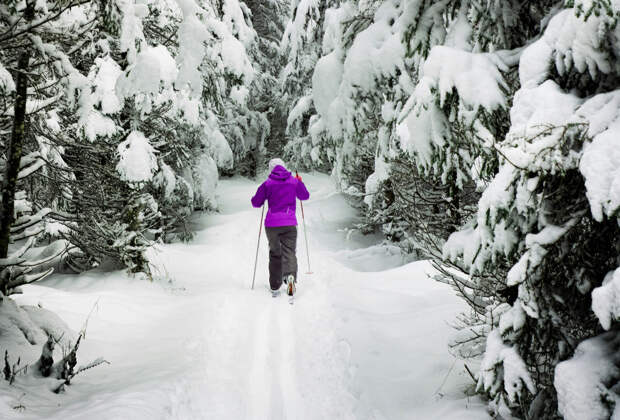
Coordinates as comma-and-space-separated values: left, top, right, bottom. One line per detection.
0, 297, 73, 349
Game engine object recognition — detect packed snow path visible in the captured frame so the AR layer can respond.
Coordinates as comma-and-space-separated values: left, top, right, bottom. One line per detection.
6, 173, 488, 420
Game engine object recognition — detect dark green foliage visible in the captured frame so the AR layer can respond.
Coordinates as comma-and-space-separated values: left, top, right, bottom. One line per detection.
504, 170, 620, 417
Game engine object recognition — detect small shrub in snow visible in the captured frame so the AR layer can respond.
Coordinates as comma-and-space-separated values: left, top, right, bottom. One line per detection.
4, 351, 26, 385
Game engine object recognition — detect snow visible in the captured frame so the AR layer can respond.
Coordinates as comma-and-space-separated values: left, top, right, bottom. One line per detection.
517, 6, 620, 88
421, 46, 507, 114
221, 0, 256, 46
178, 94, 201, 124
116, 131, 158, 184
79, 111, 117, 142
175, 1, 209, 96
0, 173, 488, 419
579, 119, 620, 222
544, 9, 615, 78
280, 0, 321, 63
288, 95, 313, 127
363, 154, 390, 208
478, 329, 535, 404
322, 4, 354, 53
592, 268, 620, 330
230, 85, 249, 106
205, 116, 234, 170
119, 0, 147, 63
91, 57, 122, 115
155, 162, 177, 200
0, 61, 15, 92
307, 0, 414, 141
396, 42, 510, 171
555, 332, 620, 420
443, 164, 518, 273
519, 39, 552, 88
312, 51, 343, 119
219, 34, 255, 82
117, 45, 178, 108
506, 80, 582, 151
505, 220, 577, 287
499, 303, 526, 335
397, 93, 450, 168
335, 1, 405, 120
444, 5, 472, 51
192, 154, 219, 209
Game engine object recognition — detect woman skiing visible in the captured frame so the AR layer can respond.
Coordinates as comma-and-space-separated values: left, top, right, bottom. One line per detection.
251, 158, 310, 297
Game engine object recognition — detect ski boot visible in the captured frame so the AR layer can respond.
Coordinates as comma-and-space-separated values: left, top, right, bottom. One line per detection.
285, 274, 296, 296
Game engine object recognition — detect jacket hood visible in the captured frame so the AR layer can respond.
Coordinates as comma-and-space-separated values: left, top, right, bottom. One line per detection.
269, 165, 291, 181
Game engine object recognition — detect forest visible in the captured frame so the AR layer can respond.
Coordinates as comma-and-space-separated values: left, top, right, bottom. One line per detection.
1, 0, 620, 419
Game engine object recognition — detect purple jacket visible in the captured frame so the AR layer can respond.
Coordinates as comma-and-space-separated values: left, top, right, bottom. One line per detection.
251, 166, 310, 227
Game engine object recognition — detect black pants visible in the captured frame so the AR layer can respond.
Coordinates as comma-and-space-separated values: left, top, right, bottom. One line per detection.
265, 226, 298, 291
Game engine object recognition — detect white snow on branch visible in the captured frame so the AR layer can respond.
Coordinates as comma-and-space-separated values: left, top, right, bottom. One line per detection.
555, 332, 620, 420
0, 61, 15, 92
92, 56, 123, 115
117, 45, 178, 105
288, 95, 313, 128
520, 7, 620, 87
119, 0, 148, 63
230, 85, 249, 106
175, 0, 210, 97
205, 115, 234, 170
478, 329, 535, 404
421, 46, 508, 113
222, 0, 256, 47
579, 115, 620, 222
592, 268, 620, 330
116, 131, 158, 183
397, 93, 450, 169
312, 51, 342, 120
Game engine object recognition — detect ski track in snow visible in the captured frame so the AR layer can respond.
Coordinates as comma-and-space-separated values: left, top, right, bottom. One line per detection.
3, 173, 489, 420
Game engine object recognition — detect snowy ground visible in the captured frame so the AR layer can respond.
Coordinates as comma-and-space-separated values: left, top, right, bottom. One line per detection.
1, 172, 489, 419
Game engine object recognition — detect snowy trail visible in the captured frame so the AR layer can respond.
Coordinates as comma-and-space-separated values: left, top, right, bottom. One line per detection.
4, 173, 489, 420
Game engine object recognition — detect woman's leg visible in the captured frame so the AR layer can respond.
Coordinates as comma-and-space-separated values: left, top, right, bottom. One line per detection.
280, 226, 298, 281
265, 227, 283, 290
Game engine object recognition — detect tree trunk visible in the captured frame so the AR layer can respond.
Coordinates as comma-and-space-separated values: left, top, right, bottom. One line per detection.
0, 51, 30, 259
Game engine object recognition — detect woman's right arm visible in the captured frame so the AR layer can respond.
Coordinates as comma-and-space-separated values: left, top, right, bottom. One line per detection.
251, 183, 267, 207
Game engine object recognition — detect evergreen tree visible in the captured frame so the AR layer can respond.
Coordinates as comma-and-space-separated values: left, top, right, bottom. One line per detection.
0, 0, 263, 275
443, 2, 620, 416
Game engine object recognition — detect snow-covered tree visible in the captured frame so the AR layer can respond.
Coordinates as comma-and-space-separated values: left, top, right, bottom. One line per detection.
281, 0, 620, 417
443, 2, 620, 417
243, 0, 288, 168
0, 0, 264, 275
0, 0, 104, 291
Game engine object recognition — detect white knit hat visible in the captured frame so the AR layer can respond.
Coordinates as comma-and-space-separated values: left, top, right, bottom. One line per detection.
268, 158, 286, 171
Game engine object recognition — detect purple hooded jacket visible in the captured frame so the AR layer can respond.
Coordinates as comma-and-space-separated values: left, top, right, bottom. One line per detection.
251, 165, 310, 227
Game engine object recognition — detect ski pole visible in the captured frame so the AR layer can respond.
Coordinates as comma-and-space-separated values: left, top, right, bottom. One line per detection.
251, 205, 265, 290
296, 170, 312, 275
300, 199, 312, 274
